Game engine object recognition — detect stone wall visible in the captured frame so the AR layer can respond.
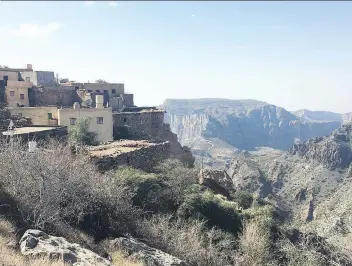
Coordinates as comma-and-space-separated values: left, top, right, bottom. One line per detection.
92, 141, 170, 172
31, 87, 79, 107
122, 94, 134, 107
0, 108, 32, 133
113, 110, 165, 141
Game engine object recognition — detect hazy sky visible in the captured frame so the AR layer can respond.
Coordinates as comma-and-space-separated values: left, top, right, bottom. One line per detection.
1, 1, 352, 113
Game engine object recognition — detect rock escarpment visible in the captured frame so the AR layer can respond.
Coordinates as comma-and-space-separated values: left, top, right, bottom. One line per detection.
161, 123, 195, 167
162, 99, 341, 151
289, 123, 352, 170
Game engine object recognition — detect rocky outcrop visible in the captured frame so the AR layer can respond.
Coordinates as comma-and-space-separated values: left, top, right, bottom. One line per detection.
162, 123, 195, 167
20, 229, 111, 265
110, 236, 187, 266
198, 169, 234, 197
289, 124, 352, 170
162, 99, 341, 151
91, 141, 171, 172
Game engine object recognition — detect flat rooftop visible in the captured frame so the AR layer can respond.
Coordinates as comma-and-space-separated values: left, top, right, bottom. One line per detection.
88, 140, 157, 157
2, 127, 59, 136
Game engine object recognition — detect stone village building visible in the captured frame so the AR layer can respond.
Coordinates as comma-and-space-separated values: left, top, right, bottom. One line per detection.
0, 64, 195, 170
0, 64, 134, 110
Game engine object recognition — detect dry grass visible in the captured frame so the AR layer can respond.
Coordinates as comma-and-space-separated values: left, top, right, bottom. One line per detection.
277, 233, 352, 266
111, 250, 143, 266
136, 214, 233, 266
238, 218, 272, 266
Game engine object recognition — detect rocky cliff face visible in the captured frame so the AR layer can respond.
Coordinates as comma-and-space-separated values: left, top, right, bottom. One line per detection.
163, 99, 341, 151
289, 123, 352, 170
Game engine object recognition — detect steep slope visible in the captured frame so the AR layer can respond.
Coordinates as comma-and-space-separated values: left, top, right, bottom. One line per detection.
219, 124, 352, 251
163, 99, 341, 151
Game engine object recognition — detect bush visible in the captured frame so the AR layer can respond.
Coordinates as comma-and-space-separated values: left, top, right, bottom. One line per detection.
136, 214, 235, 266
177, 187, 242, 235
68, 118, 97, 145
114, 161, 199, 214
115, 167, 179, 213
0, 140, 140, 241
232, 191, 254, 209
154, 159, 199, 205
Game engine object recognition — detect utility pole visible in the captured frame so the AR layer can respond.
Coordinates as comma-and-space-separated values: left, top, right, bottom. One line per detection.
8, 120, 14, 146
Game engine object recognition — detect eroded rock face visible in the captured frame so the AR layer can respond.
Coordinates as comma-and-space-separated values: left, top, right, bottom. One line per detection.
162, 123, 195, 167
20, 230, 111, 266
289, 124, 352, 170
198, 169, 234, 197
110, 236, 187, 266
162, 99, 341, 151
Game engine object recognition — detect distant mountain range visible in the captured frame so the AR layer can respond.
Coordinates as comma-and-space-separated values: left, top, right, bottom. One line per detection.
162, 99, 349, 152
293, 109, 352, 124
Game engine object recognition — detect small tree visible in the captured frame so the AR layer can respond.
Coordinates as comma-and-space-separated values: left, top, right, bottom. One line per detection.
68, 118, 97, 146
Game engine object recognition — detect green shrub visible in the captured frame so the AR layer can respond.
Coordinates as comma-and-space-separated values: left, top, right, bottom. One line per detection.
115, 167, 180, 213
154, 159, 199, 205
68, 118, 97, 146
177, 188, 242, 235
113, 160, 200, 214
232, 191, 254, 209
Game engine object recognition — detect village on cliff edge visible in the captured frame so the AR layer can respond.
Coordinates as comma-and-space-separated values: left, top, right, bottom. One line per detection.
0, 64, 194, 171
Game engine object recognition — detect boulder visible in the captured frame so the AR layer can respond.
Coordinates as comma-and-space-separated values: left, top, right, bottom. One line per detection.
110, 236, 187, 266
20, 229, 111, 266
198, 169, 234, 197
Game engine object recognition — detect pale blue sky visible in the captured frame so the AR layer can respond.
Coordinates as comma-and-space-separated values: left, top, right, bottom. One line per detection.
1, 1, 352, 113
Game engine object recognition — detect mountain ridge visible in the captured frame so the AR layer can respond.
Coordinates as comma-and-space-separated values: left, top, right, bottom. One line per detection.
162, 98, 343, 152
293, 109, 352, 123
